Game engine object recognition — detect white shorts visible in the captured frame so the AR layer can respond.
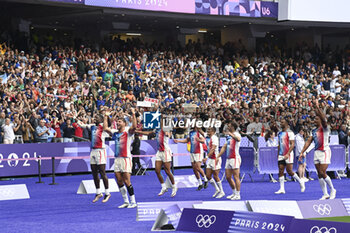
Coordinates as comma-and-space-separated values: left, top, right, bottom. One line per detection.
278, 151, 294, 164
225, 157, 241, 170
207, 157, 222, 170
190, 153, 203, 163
314, 148, 331, 164
90, 149, 107, 165
156, 148, 172, 163
114, 157, 132, 173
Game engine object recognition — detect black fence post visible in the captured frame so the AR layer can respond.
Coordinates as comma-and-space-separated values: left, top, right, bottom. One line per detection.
36, 156, 44, 184
49, 157, 58, 185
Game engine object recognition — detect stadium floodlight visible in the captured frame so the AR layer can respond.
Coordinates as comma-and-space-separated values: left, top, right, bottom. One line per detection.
126, 33, 142, 36
198, 29, 207, 33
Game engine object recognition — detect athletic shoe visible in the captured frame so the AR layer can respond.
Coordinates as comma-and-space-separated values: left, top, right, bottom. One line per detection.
308, 177, 314, 181
274, 189, 285, 194
300, 181, 305, 193
330, 189, 336, 199
171, 187, 178, 197
226, 194, 235, 199
212, 190, 220, 198
158, 188, 168, 196
215, 192, 225, 199
302, 178, 309, 182
92, 194, 103, 203
231, 195, 241, 200
127, 203, 137, 208
270, 179, 278, 183
197, 184, 204, 191
203, 181, 208, 189
102, 194, 111, 203
319, 194, 330, 200
118, 202, 129, 208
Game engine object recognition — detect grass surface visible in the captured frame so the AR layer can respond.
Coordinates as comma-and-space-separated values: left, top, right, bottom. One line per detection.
310, 216, 350, 223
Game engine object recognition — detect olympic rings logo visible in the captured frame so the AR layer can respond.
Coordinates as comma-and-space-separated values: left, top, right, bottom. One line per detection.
313, 204, 332, 215
0, 188, 15, 197
196, 214, 216, 228
310, 226, 337, 233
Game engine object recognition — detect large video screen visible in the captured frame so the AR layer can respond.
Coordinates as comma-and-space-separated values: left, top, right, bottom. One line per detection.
278, 0, 350, 23
82, 0, 278, 18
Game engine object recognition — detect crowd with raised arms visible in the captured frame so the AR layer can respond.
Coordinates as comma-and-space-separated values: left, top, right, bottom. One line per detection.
0, 39, 349, 145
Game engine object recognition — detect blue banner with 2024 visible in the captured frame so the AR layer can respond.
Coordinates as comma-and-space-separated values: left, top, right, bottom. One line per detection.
177, 208, 350, 233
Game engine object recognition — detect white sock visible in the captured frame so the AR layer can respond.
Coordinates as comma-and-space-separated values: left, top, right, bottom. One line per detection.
130, 195, 136, 204
161, 183, 166, 189
293, 173, 302, 184
233, 189, 237, 195
279, 176, 285, 191
120, 186, 129, 203
236, 191, 240, 195
203, 176, 208, 182
105, 189, 110, 195
324, 176, 335, 191
209, 179, 219, 192
318, 178, 328, 195
96, 188, 101, 195
197, 178, 203, 185
172, 183, 176, 189
217, 181, 224, 193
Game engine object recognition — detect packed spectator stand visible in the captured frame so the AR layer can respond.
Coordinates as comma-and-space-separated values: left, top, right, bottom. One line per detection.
0, 38, 349, 146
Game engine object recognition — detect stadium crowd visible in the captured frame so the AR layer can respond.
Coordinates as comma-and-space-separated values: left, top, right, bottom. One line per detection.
0, 38, 350, 145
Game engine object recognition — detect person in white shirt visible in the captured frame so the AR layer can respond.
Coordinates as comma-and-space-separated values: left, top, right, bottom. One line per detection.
218, 122, 242, 200
264, 130, 278, 183
203, 127, 225, 199
103, 109, 138, 208
275, 119, 305, 195
295, 128, 308, 182
2, 118, 15, 144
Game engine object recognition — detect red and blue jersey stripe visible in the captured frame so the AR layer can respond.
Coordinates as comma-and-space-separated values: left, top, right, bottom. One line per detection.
189, 131, 201, 154
278, 131, 290, 156
114, 132, 128, 157
226, 135, 237, 159
91, 125, 103, 149
156, 129, 165, 152
312, 126, 330, 151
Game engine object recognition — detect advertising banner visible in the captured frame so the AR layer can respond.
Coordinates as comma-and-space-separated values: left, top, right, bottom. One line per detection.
177, 209, 295, 233
84, 0, 278, 18
297, 199, 348, 219
287, 218, 350, 233
0, 140, 190, 177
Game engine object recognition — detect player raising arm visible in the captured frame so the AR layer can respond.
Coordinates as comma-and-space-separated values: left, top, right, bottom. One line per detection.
103, 109, 137, 208
299, 100, 336, 200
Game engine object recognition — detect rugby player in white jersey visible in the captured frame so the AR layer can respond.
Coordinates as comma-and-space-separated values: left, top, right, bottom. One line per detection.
203, 127, 225, 199
218, 122, 242, 200
299, 100, 336, 200
275, 118, 305, 194
136, 116, 177, 197
103, 109, 137, 208
174, 126, 208, 190
78, 115, 110, 203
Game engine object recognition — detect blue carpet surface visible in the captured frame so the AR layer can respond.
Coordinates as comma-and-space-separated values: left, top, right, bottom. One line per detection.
0, 169, 349, 233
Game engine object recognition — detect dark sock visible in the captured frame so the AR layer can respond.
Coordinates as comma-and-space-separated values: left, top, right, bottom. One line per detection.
127, 185, 134, 196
